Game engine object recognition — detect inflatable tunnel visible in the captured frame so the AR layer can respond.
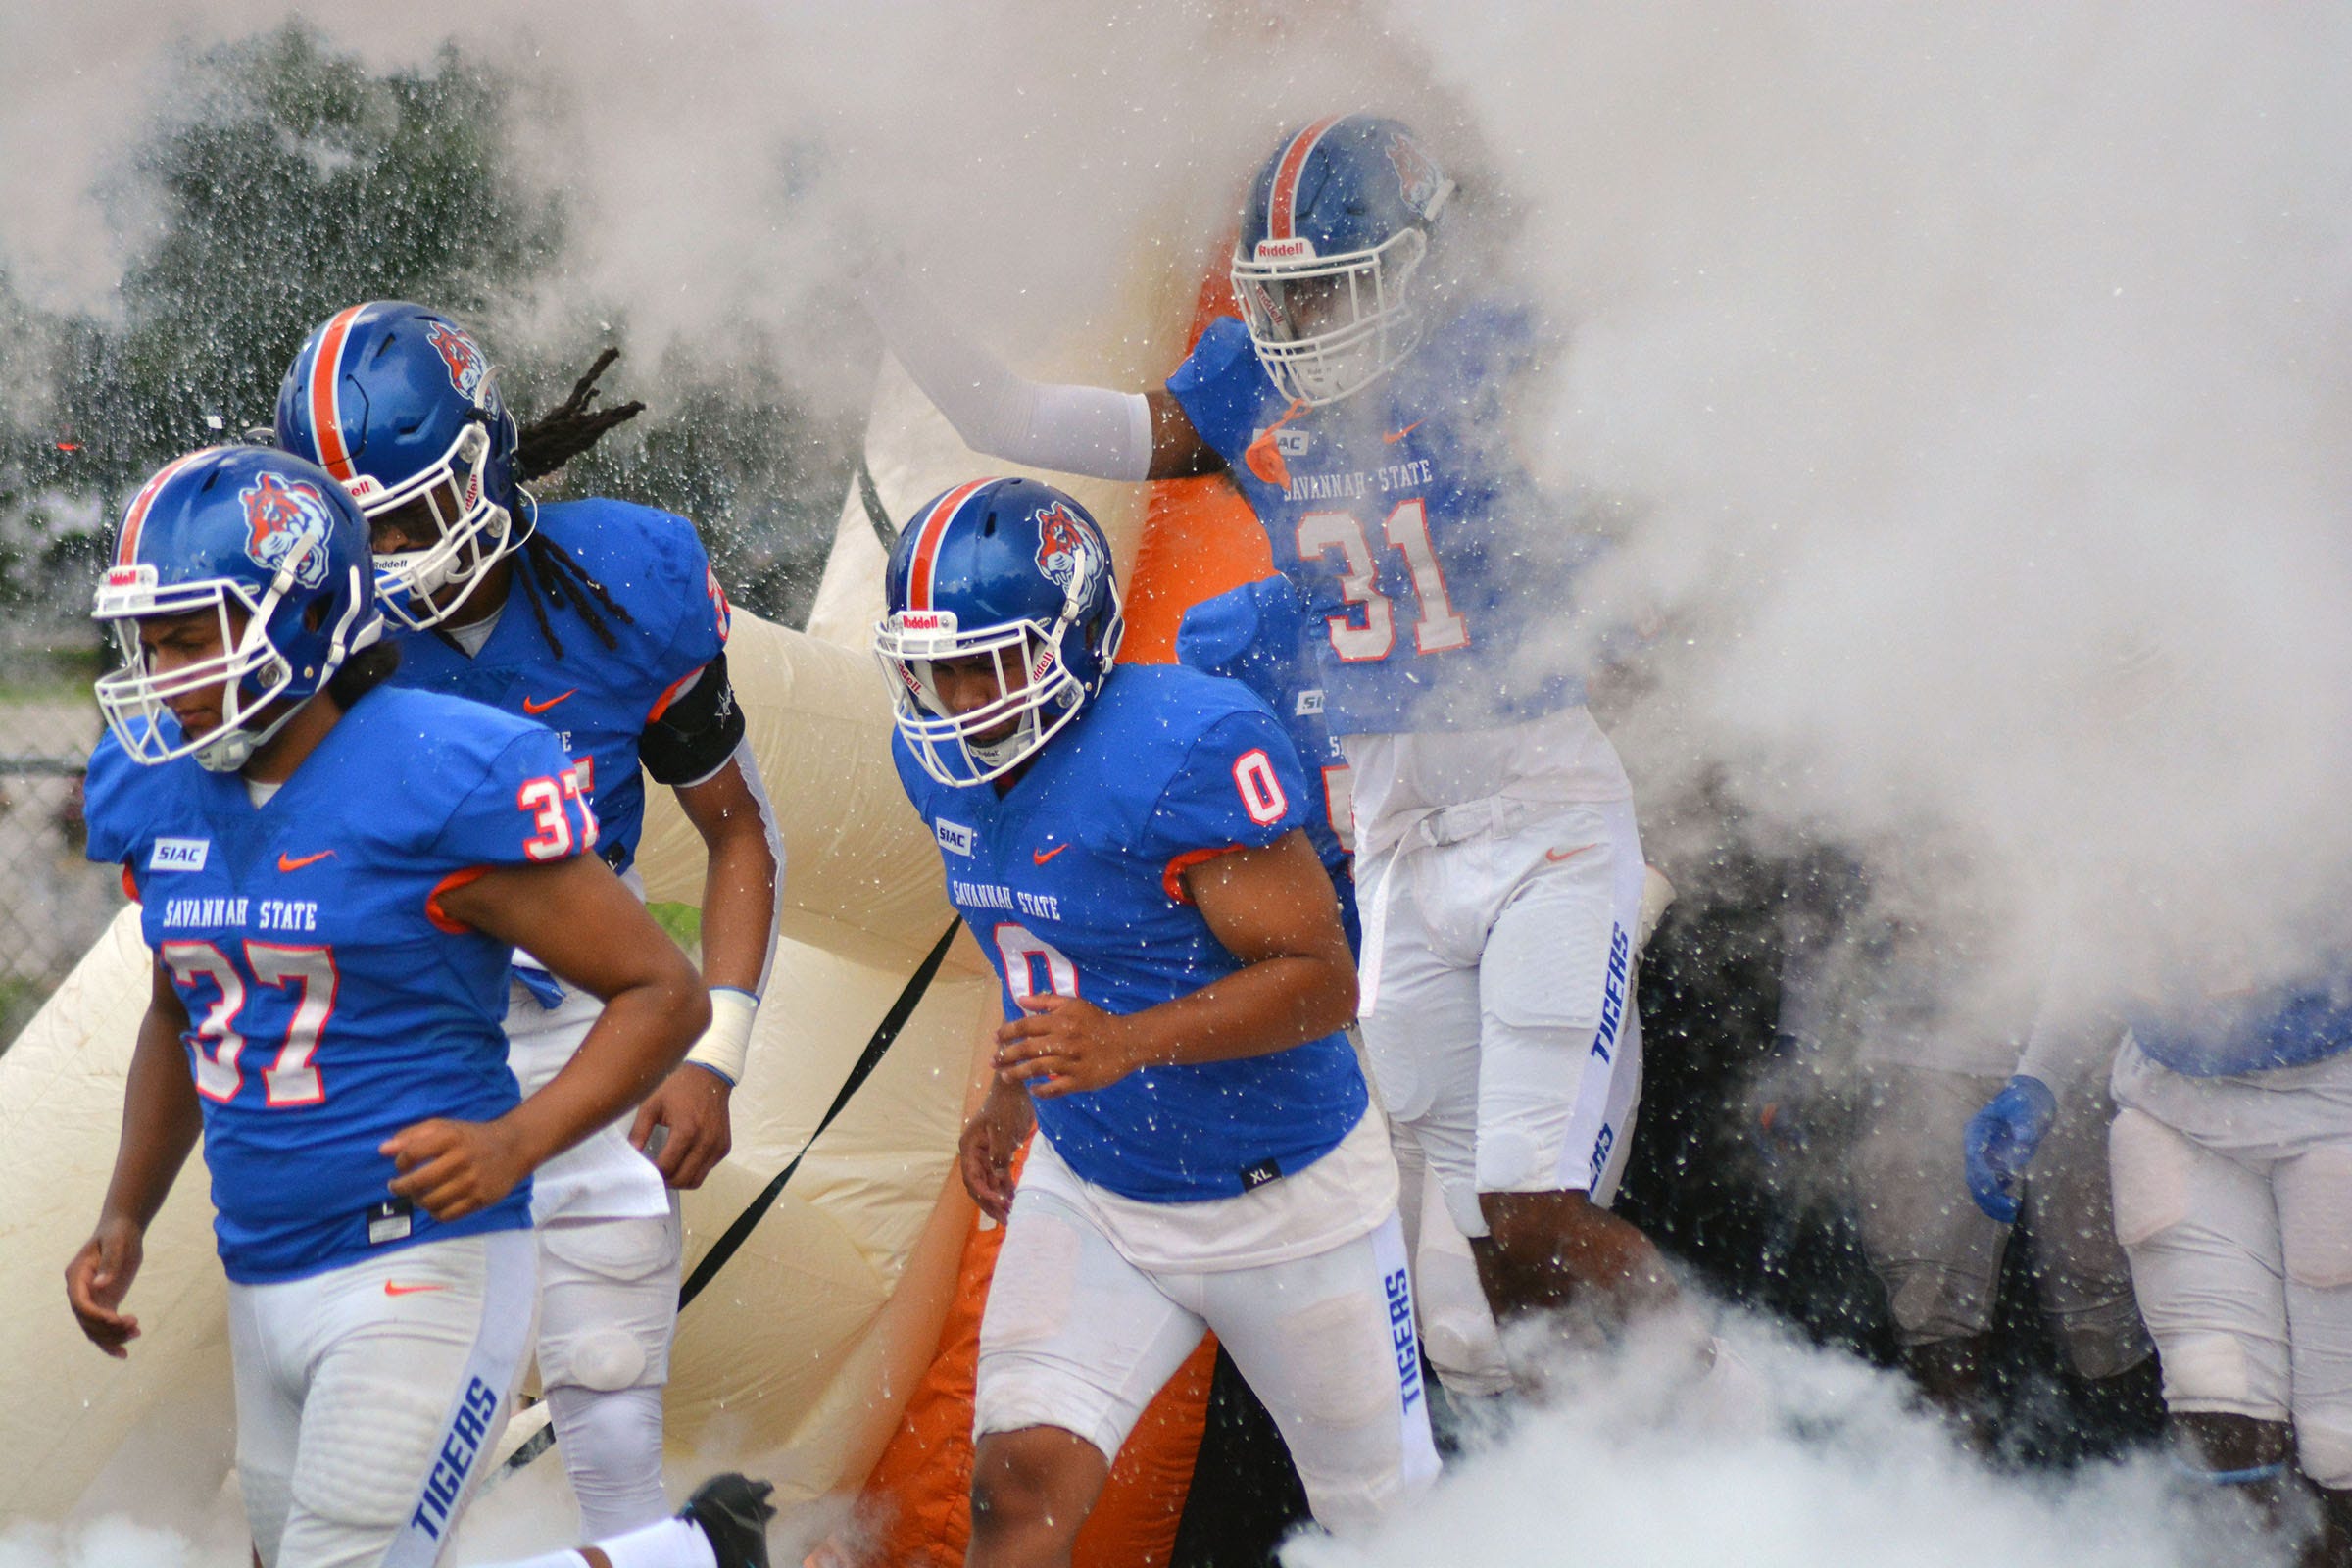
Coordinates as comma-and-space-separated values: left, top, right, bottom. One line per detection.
0, 232, 1231, 1547
0, 225, 1527, 1562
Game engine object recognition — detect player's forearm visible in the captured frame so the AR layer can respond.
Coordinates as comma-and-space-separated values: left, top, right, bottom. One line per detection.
2013, 934, 2125, 1105
694, 794, 780, 997
504, 981, 709, 1168
1120, 952, 1357, 1069
855, 254, 1154, 481
100, 1009, 204, 1231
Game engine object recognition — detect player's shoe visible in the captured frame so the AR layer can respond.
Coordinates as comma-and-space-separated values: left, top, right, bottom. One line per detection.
679, 1472, 775, 1568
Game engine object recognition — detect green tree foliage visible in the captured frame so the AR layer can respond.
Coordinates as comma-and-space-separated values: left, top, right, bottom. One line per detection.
11, 19, 858, 633
53, 23, 560, 494
532, 340, 859, 631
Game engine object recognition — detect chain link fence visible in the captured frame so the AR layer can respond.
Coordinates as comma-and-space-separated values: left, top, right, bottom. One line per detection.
0, 639, 124, 1051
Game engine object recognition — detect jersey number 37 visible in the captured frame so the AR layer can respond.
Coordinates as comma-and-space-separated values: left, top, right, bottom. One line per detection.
162, 941, 339, 1107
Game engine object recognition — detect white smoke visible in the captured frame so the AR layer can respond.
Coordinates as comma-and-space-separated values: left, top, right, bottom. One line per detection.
1290, 1315, 2273, 1568
7, 2, 2350, 1561
1417, 1, 2352, 998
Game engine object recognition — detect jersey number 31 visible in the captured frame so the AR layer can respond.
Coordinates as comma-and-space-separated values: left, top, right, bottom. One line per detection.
1298, 499, 1468, 662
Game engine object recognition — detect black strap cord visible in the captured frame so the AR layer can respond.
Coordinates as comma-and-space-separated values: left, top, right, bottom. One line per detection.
677, 917, 961, 1308
857, 457, 899, 556
496, 917, 962, 1481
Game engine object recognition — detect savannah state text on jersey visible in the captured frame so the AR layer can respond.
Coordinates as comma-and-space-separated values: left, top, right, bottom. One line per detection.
894, 662, 1366, 1201
83, 687, 599, 1282
1168, 305, 1609, 737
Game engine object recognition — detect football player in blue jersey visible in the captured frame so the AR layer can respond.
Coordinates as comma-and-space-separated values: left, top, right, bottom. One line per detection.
1966, 924, 2352, 1562
858, 114, 1712, 1394
1175, 571, 1359, 953
59, 445, 785, 1568
876, 478, 1437, 1562
274, 304, 784, 1536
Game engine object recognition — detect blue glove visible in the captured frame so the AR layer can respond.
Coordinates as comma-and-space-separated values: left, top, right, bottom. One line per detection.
1964, 1075, 2058, 1223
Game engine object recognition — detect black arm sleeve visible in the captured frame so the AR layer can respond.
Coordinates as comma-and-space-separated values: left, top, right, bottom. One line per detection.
639, 648, 749, 786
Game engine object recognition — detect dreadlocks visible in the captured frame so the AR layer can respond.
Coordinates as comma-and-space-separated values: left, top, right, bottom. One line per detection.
509, 349, 647, 660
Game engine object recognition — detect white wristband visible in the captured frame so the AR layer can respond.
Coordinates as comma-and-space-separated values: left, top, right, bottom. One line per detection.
684, 986, 760, 1086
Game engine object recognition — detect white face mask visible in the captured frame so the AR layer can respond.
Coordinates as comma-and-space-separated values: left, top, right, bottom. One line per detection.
1232, 226, 1431, 407
349, 419, 517, 631
874, 613, 1097, 787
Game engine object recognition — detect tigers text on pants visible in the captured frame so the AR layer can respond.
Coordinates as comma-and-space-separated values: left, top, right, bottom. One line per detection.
1355, 795, 1645, 1240
228, 1230, 536, 1568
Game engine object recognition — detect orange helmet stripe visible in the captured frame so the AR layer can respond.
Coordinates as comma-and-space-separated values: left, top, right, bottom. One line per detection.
307, 304, 369, 481
906, 479, 993, 612
1267, 115, 1344, 243
115, 448, 214, 565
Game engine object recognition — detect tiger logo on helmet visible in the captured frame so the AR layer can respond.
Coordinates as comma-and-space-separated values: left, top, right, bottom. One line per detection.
1033, 499, 1108, 610
240, 471, 338, 591
425, 319, 493, 405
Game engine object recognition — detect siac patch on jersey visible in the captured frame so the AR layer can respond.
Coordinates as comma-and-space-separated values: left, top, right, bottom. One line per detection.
239, 472, 336, 590
149, 835, 209, 871
426, 320, 491, 404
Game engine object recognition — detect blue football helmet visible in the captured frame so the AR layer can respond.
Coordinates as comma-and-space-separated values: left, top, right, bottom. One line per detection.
93, 446, 383, 772
874, 477, 1125, 786
1230, 114, 1454, 406
274, 301, 522, 631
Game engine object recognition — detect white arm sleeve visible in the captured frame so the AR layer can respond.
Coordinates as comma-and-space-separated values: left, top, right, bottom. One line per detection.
856, 255, 1155, 482
2013, 933, 2126, 1105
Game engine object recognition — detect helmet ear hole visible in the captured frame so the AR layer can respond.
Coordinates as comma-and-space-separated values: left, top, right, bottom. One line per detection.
303, 599, 327, 632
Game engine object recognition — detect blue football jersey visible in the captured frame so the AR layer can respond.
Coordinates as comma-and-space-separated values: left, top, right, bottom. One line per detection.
83, 687, 599, 1283
1167, 305, 1605, 736
1175, 573, 1360, 954
894, 662, 1367, 1201
2121, 979, 2352, 1078
387, 497, 730, 876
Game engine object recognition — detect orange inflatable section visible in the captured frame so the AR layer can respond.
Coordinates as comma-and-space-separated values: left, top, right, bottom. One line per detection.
817, 262, 1278, 1568
811, 1141, 1218, 1568
1117, 262, 1275, 666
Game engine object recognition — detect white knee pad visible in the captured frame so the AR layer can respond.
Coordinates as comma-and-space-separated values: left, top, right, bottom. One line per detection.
2108, 1108, 2195, 1250
2278, 1146, 2352, 1291
536, 1217, 678, 1395
546, 1383, 669, 1536
291, 1372, 454, 1530
2167, 1334, 2277, 1415
1415, 1225, 1512, 1399
2298, 1418, 2352, 1493
564, 1329, 651, 1395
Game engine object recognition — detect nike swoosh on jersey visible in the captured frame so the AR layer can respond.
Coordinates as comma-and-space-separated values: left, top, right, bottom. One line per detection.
277, 850, 336, 872
1383, 421, 1423, 444
1033, 844, 1070, 865
382, 1281, 448, 1297
521, 689, 578, 714
1544, 844, 1597, 863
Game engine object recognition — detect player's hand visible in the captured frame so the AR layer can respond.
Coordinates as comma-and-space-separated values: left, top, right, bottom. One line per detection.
631, 1064, 735, 1190
65, 1216, 145, 1358
994, 995, 1146, 1098
1963, 1075, 2058, 1224
958, 1081, 1034, 1223
382, 1117, 530, 1221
